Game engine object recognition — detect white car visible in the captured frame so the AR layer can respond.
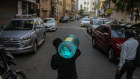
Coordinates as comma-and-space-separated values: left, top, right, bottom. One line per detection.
43, 18, 57, 31
81, 18, 90, 27
87, 20, 104, 34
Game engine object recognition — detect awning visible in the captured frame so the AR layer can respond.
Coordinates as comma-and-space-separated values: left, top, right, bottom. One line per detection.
19, 0, 36, 3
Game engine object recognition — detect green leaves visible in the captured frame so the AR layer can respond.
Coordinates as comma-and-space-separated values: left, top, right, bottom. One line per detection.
111, 0, 139, 13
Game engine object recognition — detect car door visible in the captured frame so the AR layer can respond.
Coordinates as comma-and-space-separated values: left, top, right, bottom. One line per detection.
100, 27, 111, 52
94, 26, 104, 48
34, 19, 42, 45
38, 18, 45, 39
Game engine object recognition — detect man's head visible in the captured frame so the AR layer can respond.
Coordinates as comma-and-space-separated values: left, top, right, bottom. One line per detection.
125, 29, 135, 39
53, 38, 62, 50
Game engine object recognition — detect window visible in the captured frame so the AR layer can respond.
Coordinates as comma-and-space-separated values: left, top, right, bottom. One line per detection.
84, 2, 86, 4
4, 20, 33, 30
103, 27, 110, 33
93, 2, 96, 5
111, 26, 127, 38
97, 26, 109, 33
96, 26, 104, 33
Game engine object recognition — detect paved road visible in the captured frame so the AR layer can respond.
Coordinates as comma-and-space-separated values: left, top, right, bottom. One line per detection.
14, 20, 140, 79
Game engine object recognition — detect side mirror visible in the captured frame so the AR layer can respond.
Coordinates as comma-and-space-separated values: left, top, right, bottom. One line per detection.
36, 25, 41, 28
104, 33, 110, 38
35, 25, 41, 30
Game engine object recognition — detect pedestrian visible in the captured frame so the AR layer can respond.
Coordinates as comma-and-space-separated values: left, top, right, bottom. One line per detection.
51, 38, 81, 79
115, 29, 139, 79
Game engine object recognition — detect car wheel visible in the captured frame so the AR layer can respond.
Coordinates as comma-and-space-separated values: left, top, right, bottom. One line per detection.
108, 48, 114, 61
92, 38, 97, 48
33, 42, 37, 54
87, 27, 89, 33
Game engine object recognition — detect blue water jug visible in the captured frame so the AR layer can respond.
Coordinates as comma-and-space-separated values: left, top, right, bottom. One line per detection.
58, 35, 79, 59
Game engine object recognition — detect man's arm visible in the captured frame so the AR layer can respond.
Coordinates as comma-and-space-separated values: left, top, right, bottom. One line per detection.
118, 43, 127, 70
51, 56, 58, 70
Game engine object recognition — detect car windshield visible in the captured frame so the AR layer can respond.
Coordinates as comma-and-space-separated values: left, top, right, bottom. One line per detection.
131, 25, 140, 38
93, 20, 103, 25
4, 20, 33, 30
44, 19, 54, 23
111, 26, 127, 38
82, 18, 90, 21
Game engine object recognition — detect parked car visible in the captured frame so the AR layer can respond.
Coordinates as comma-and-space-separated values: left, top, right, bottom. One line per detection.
97, 18, 110, 24
130, 23, 140, 39
0, 17, 46, 54
75, 15, 80, 20
70, 16, 76, 21
87, 20, 104, 34
125, 23, 134, 27
90, 17, 96, 20
60, 16, 69, 23
92, 25, 128, 61
43, 18, 57, 31
81, 18, 90, 27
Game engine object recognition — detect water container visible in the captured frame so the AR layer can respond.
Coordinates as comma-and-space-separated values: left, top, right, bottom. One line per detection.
58, 35, 79, 59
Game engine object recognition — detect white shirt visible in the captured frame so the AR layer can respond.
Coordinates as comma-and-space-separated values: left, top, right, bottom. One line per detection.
118, 38, 139, 70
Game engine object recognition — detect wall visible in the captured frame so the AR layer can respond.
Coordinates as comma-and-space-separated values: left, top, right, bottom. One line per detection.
40, 0, 51, 19
0, 0, 17, 25
66, 0, 72, 11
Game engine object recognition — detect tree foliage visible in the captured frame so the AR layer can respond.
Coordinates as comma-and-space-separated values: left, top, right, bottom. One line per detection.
111, 0, 140, 13
78, 4, 84, 16
94, 0, 100, 10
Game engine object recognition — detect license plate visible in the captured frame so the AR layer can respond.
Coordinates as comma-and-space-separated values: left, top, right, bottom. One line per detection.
5, 47, 16, 51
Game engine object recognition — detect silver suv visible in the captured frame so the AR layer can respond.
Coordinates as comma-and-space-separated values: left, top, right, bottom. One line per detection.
0, 17, 46, 54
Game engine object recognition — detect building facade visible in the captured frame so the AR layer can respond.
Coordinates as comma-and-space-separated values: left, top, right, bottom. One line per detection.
51, 0, 63, 21
39, 0, 51, 19
0, 0, 38, 25
63, 0, 72, 17
75, 0, 79, 13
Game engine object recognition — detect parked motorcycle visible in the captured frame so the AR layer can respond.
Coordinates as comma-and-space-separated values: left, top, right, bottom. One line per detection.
0, 45, 27, 79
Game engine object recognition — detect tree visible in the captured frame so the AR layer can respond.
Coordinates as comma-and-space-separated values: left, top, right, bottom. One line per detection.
110, 0, 140, 21
78, 4, 84, 16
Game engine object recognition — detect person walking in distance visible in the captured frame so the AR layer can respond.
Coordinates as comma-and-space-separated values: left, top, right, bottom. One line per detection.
115, 29, 139, 79
51, 38, 81, 79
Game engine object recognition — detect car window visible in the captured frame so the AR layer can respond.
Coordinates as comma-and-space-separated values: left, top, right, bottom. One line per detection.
131, 24, 140, 38
44, 19, 54, 23
96, 26, 104, 33
82, 18, 90, 21
4, 20, 33, 30
111, 26, 127, 38
103, 27, 110, 33
93, 20, 103, 25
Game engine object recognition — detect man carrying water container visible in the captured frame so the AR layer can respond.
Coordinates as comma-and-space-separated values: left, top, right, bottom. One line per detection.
51, 36, 81, 79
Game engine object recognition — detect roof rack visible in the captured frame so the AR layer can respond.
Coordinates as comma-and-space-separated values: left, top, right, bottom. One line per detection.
15, 14, 37, 19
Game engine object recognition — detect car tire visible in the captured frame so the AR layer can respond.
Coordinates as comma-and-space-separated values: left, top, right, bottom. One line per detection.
87, 27, 89, 33
108, 48, 114, 61
32, 42, 37, 54
92, 38, 97, 48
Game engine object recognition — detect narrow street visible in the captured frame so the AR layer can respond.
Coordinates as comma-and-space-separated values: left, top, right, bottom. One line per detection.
13, 20, 140, 79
